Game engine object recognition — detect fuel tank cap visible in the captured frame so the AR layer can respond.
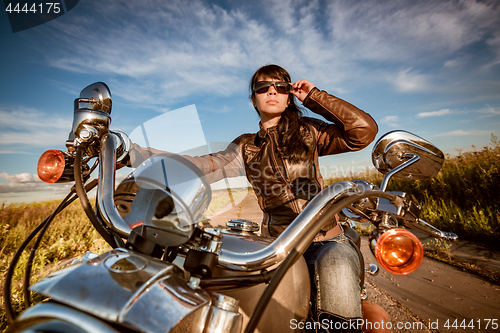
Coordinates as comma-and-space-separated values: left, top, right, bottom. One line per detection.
226, 219, 260, 233
104, 253, 147, 273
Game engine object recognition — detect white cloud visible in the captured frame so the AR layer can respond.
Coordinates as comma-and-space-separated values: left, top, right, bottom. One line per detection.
380, 115, 399, 127
433, 130, 492, 137
393, 68, 430, 92
478, 106, 500, 117
0, 169, 126, 197
24, 0, 494, 104
417, 109, 452, 118
381, 115, 399, 123
0, 171, 71, 194
0, 183, 43, 194
485, 30, 500, 68
40, 1, 259, 104
443, 59, 464, 69
0, 172, 39, 183
0, 150, 34, 155
0, 107, 69, 131
0, 131, 69, 147
326, 0, 498, 61
0, 107, 70, 147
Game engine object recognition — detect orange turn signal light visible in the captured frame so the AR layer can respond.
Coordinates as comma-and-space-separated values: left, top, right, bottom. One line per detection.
37, 150, 66, 183
374, 228, 423, 275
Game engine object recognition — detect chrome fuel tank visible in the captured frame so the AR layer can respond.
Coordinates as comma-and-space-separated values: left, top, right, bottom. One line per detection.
31, 231, 310, 333
30, 248, 212, 333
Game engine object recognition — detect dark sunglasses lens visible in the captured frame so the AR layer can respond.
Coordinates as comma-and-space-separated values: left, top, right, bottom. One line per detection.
254, 82, 271, 94
253, 81, 290, 94
274, 82, 290, 94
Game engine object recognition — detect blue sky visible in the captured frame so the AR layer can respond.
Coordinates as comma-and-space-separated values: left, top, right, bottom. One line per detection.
1, 0, 499, 204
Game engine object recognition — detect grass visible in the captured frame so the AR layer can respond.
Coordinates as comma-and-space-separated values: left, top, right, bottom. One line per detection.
0, 199, 111, 332
327, 134, 500, 248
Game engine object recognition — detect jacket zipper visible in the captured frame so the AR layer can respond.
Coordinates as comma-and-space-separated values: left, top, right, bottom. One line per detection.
281, 158, 302, 214
268, 132, 301, 214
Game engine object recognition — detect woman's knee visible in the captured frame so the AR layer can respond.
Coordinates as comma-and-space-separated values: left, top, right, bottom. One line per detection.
315, 241, 360, 278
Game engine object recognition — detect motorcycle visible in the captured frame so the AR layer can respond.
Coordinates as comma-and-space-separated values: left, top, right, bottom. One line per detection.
4, 82, 458, 333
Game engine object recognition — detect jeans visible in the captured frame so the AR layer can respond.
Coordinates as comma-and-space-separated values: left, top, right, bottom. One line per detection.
303, 231, 362, 321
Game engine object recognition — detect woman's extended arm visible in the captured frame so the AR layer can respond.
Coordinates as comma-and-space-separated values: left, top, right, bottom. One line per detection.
126, 137, 246, 184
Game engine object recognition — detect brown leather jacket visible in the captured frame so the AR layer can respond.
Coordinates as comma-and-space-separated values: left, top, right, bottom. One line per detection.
130, 88, 378, 237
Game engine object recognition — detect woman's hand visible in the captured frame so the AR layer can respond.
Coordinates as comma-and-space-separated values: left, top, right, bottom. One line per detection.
290, 80, 315, 102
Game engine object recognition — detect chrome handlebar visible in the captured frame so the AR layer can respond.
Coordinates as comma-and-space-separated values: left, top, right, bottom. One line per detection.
217, 182, 358, 271
403, 218, 458, 241
97, 133, 132, 238
97, 132, 365, 271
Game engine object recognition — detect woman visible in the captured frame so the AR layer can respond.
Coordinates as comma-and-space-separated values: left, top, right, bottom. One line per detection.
130, 64, 387, 332
248, 64, 380, 332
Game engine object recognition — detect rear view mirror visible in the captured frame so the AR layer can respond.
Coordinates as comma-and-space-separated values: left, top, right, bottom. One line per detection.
372, 131, 444, 190
76, 82, 112, 114
372, 130, 444, 180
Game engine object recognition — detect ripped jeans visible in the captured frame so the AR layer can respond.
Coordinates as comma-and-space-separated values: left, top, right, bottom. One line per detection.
303, 231, 362, 323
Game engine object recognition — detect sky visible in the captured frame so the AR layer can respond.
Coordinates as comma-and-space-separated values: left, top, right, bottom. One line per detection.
0, 0, 499, 204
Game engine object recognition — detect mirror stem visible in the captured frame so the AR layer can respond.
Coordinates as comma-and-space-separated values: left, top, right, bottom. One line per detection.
380, 154, 420, 191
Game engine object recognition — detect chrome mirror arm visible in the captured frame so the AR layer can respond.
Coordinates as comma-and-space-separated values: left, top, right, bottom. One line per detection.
380, 153, 420, 191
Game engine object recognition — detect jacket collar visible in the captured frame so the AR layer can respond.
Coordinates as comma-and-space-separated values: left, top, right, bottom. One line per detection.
257, 122, 266, 138
256, 122, 278, 147
257, 121, 278, 138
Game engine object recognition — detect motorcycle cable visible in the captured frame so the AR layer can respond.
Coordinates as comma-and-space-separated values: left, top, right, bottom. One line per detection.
244, 190, 399, 333
3, 190, 79, 323
74, 147, 118, 248
23, 178, 99, 308
200, 269, 277, 290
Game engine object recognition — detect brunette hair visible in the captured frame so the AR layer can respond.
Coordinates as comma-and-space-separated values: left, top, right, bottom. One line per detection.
250, 64, 310, 162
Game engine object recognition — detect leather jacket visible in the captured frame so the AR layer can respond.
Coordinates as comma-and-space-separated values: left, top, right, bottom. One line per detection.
129, 88, 378, 237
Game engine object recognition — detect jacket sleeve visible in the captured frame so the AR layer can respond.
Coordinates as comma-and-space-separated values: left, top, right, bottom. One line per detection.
302, 87, 378, 156
127, 136, 246, 184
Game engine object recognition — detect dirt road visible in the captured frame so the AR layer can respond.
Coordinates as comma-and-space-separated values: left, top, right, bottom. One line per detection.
362, 242, 500, 333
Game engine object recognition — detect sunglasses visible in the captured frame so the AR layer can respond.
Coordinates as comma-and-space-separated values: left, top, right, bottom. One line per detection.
252, 81, 291, 94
